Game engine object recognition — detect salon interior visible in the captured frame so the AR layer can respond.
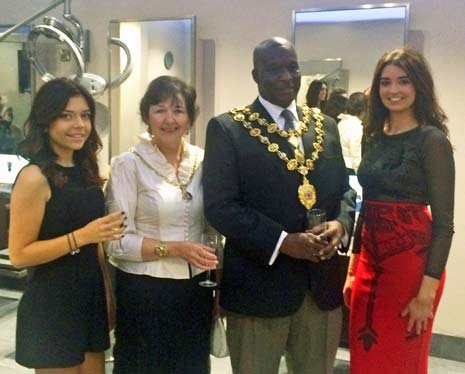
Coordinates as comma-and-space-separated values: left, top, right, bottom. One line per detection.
0, 0, 464, 373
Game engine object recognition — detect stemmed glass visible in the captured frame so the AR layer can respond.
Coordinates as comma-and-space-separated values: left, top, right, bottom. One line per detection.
105, 199, 124, 250
199, 233, 218, 288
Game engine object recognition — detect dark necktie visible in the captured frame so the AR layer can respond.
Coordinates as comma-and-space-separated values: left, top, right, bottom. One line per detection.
281, 109, 295, 132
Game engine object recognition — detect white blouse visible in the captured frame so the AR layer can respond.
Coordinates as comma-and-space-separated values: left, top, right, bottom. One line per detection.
105, 134, 206, 279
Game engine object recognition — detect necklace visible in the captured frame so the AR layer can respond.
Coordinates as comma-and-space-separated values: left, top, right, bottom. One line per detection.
230, 105, 325, 209
384, 121, 419, 135
132, 148, 199, 200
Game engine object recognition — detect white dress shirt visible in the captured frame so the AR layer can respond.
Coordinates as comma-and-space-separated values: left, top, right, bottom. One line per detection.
257, 98, 348, 264
257, 97, 299, 265
105, 134, 206, 279
337, 113, 363, 172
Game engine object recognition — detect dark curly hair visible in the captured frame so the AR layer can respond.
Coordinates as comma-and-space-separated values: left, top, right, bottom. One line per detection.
139, 75, 198, 130
365, 47, 448, 140
17, 78, 102, 187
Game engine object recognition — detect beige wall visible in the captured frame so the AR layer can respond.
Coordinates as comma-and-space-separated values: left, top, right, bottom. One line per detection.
2, 0, 464, 338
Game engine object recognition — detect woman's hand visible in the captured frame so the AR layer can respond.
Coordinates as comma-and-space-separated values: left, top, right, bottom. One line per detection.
400, 296, 434, 336
343, 273, 355, 308
176, 241, 218, 270
401, 275, 439, 336
75, 212, 126, 246
342, 254, 359, 308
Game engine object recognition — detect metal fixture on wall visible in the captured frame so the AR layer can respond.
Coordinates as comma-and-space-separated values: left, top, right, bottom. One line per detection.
0, 0, 133, 97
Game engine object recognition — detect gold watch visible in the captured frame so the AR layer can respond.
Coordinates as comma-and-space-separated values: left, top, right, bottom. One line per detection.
154, 240, 169, 257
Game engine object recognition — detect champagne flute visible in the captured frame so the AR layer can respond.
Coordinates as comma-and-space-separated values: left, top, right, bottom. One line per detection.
105, 199, 124, 250
199, 233, 218, 288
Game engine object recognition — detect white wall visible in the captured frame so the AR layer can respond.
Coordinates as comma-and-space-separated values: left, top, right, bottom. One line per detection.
2, 0, 465, 338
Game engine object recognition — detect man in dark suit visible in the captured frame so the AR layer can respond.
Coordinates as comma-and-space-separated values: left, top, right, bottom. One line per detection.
203, 37, 356, 374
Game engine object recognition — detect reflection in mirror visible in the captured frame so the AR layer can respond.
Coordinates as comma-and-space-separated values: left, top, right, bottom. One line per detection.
108, 17, 196, 158
293, 4, 409, 105
0, 25, 33, 155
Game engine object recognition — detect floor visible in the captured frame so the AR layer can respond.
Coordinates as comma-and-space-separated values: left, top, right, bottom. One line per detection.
1, 288, 465, 374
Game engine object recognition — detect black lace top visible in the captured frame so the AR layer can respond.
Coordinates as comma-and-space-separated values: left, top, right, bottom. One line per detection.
353, 126, 455, 279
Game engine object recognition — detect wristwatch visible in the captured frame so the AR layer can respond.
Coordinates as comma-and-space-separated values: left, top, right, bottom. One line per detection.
154, 240, 169, 257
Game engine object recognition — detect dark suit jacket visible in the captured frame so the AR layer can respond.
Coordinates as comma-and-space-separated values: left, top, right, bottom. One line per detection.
203, 98, 356, 317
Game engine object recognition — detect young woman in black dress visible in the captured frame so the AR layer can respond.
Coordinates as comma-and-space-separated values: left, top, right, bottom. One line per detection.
9, 78, 125, 374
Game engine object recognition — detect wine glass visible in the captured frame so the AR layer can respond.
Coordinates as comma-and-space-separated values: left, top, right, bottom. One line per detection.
199, 233, 218, 288
307, 208, 327, 231
105, 199, 124, 250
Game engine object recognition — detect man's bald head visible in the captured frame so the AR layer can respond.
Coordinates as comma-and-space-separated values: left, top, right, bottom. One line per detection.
252, 37, 301, 108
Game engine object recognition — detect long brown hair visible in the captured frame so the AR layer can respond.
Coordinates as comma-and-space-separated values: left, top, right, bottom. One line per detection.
17, 78, 103, 187
365, 47, 448, 139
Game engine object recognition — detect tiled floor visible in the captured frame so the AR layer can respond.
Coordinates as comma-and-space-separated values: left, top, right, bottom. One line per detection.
1, 289, 464, 374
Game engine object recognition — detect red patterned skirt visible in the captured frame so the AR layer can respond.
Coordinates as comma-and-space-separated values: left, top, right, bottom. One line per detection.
349, 200, 445, 374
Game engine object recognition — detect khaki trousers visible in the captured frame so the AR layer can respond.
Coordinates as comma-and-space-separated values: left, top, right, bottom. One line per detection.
226, 291, 342, 374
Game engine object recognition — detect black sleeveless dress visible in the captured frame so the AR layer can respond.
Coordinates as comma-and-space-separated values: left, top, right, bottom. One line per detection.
15, 164, 110, 368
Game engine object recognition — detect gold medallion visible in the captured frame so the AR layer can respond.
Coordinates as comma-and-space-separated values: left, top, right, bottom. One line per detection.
298, 178, 317, 210
268, 143, 279, 152
250, 128, 261, 136
287, 159, 298, 170
234, 113, 245, 121
267, 123, 278, 133
249, 112, 259, 121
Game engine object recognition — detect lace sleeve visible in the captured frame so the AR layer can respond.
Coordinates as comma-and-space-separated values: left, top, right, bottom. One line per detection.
422, 128, 455, 279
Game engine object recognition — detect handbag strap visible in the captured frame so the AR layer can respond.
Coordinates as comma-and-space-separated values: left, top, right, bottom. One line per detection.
97, 242, 116, 330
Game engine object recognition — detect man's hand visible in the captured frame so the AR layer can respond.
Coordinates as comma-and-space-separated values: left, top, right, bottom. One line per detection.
312, 220, 344, 260
279, 232, 327, 262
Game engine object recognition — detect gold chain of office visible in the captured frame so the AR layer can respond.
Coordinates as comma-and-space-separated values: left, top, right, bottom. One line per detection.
229, 105, 325, 209
132, 148, 199, 201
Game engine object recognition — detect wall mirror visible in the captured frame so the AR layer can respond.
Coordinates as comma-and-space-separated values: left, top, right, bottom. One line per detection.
293, 4, 409, 104
0, 25, 33, 156
108, 17, 196, 158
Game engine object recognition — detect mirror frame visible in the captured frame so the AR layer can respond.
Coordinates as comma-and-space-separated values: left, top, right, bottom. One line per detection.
0, 24, 36, 157
292, 3, 410, 44
107, 16, 196, 160
292, 3, 410, 98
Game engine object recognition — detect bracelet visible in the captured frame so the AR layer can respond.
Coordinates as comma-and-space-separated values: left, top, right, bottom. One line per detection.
70, 231, 80, 256
153, 240, 168, 257
66, 234, 74, 254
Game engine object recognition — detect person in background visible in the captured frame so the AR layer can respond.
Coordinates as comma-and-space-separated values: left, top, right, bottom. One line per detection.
306, 79, 328, 110
329, 87, 348, 98
323, 94, 348, 124
343, 48, 454, 374
105, 75, 218, 374
10, 78, 124, 374
337, 92, 367, 174
203, 37, 356, 374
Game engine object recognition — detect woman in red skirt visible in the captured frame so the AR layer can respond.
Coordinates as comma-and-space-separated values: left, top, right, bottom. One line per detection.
343, 48, 454, 374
